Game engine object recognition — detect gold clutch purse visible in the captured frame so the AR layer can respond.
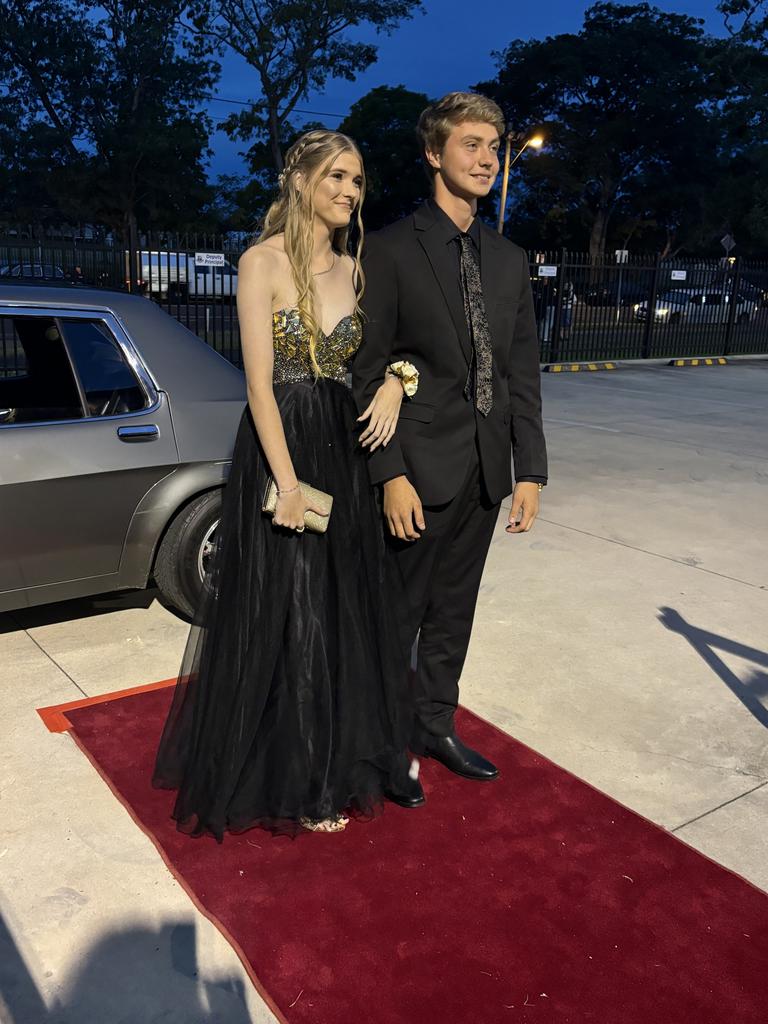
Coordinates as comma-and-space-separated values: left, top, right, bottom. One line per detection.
261, 478, 333, 534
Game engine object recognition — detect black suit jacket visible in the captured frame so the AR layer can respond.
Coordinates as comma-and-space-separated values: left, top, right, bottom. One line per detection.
352, 201, 547, 506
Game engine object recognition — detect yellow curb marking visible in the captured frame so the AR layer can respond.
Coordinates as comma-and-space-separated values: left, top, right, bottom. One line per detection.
546, 362, 618, 373
671, 357, 728, 367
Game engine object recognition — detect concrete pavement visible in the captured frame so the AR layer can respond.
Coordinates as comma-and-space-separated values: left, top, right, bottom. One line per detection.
1, 360, 766, 1023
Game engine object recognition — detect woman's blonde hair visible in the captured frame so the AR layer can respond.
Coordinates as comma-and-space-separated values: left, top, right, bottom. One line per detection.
259, 129, 366, 376
417, 92, 505, 177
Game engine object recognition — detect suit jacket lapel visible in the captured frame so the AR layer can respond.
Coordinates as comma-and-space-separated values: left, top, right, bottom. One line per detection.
478, 222, 507, 350
414, 204, 472, 365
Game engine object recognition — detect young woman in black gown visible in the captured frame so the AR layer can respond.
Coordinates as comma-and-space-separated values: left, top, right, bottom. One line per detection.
153, 130, 418, 836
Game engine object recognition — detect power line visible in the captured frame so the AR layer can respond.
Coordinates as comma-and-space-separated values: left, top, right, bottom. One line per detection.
203, 94, 346, 120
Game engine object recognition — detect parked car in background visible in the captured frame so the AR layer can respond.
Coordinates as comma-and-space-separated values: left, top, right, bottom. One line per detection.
127, 251, 239, 302
740, 271, 768, 306
0, 282, 246, 617
733, 277, 768, 307
633, 289, 757, 325
582, 280, 649, 307
0, 262, 66, 280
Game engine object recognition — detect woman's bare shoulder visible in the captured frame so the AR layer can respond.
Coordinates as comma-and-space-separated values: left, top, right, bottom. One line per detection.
238, 238, 288, 276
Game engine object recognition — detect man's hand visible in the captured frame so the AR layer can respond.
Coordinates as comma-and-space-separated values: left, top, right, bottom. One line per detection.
506, 482, 541, 534
383, 475, 425, 541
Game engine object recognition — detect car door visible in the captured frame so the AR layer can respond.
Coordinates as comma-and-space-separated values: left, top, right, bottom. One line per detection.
0, 306, 178, 608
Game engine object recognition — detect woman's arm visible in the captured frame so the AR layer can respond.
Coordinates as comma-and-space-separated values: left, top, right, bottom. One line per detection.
352, 235, 409, 479
237, 247, 328, 529
357, 373, 404, 450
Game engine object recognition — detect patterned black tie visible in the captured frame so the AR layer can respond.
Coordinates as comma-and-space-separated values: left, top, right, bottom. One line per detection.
457, 233, 494, 416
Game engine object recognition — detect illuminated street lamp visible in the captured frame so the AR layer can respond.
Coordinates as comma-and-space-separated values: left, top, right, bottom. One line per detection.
496, 132, 544, 235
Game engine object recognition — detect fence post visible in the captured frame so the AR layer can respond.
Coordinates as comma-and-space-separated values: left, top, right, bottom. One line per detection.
127, 216, 140, 294
722, 255, 741, 357
642, 253, 662, 359
550, 248, 567, 363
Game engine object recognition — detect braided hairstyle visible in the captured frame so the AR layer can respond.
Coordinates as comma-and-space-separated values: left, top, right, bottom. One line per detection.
258, 129, 366, 376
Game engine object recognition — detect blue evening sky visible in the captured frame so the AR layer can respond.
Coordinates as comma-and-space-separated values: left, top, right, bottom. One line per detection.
206, 0, 726, 178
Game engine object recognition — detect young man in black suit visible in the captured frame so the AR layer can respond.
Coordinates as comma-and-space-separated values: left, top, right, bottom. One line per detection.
353, 92, 547, 804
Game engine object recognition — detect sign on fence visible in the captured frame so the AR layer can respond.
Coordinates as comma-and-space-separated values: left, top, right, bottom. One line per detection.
538, 265, 557, 277
615, 249, 629, 263
195, 252, 226, 267
671, 269, 687, 281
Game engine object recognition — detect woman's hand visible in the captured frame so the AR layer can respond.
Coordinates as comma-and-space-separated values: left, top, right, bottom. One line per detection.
273, 488, 330, 532
358, 374, 404, 451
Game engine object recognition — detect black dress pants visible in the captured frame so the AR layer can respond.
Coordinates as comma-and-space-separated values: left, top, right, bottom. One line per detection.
390, 446, 500, 741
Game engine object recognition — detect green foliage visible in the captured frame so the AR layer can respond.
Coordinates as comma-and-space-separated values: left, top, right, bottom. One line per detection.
339, 85, 430, 229
478, 2, 723, 257
188, 0, 423, 171
718, 0, 768, 48
0, 0, 220, 231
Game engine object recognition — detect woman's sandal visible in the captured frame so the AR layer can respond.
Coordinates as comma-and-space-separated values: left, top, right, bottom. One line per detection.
300, 815, 349, 833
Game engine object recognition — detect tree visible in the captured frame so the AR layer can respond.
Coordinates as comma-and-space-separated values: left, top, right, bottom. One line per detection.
719, 0, 768, 47
478, 3, 719, 259
186, 0, 423, 173
0, 1, 220, 233
708, 2, 768, 251
339, 85, 429, 230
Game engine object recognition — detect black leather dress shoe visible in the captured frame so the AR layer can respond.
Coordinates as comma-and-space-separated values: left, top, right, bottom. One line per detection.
385, 773, 426, 808
422, 734, 499, 781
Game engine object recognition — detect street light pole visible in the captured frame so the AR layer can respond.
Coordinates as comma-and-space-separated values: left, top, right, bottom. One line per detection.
496, 134, 514, 235
496, 132, 544, 235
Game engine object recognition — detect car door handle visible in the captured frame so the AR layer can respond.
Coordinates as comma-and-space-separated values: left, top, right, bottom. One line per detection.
117, 424, 160, 442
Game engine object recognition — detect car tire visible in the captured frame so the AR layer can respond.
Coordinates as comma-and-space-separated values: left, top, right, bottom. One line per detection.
737, 312, 750, 325
670, 312, 681, 324
153, 490, 222, 618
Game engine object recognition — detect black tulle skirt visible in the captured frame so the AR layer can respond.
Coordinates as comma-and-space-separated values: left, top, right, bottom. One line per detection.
153, 379, 413, 839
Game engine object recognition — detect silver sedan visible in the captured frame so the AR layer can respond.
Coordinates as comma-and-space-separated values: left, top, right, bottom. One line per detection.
0, 283, 246, 616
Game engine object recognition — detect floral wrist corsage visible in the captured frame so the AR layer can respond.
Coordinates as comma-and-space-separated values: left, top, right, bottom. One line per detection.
386, 360, 419, 398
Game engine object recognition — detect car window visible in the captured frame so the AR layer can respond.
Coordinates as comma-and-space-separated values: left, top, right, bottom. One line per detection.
0, 315, 83, 424
660, 292, 688, 303
0, 316, 27, 379
61, 319, 148, 417
704, 294, 723, 305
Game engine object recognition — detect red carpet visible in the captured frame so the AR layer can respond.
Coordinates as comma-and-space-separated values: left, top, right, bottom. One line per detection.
39, 684, 768, 1023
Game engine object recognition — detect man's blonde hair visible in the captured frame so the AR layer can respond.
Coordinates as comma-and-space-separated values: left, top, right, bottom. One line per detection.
416, 92, 505, 176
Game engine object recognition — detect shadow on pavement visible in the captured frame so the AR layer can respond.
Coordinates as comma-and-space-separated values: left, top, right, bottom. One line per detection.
0, 586, 193, 637
0, 911, 255, 1024
658, 606, 768, 729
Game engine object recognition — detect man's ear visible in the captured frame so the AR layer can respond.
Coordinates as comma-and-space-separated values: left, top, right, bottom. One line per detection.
425, 147, 441, 172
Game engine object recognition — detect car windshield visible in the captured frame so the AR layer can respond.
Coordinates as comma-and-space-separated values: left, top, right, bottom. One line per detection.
658, 292, 688, 304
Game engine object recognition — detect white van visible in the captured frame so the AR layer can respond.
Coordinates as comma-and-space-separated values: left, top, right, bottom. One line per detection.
127, 251, 239, 301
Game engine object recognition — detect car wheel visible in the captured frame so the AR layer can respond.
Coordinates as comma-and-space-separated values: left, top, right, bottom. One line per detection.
168, 281, 188, 302
737, 312, 750, 325
153, 490, 222, 617
670, 312, 681, 324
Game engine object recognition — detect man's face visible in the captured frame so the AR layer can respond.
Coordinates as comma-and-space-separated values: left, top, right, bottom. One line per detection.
427, 121, 501, 199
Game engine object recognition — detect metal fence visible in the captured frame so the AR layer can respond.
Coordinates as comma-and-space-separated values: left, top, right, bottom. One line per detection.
3, 229, 768, 368
530, 251, 768, 362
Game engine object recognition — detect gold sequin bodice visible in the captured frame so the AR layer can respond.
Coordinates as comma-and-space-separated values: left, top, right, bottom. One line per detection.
272, 307, 362, 386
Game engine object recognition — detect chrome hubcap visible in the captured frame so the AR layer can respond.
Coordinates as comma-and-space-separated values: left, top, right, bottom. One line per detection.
198, 519, 219, 582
